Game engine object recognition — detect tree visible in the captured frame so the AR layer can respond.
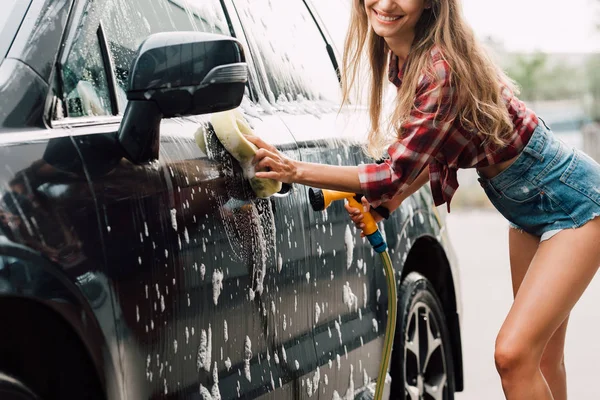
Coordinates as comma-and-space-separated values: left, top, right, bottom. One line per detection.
505, 52, 548, 102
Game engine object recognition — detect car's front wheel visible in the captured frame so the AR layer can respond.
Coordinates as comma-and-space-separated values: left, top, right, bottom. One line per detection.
390, 272, 455, 400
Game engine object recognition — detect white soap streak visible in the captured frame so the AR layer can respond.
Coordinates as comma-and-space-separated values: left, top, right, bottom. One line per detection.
278, 253, 283, 273
306, 271, 310, 283
312, 367, 320, 392
200, 263, 206, 280
198, 384, 212, 399
173, 340, 178, 354
372, 318, 379, 333
185, 327, 190, 344
295, 360, 300, 370
224, 320, 228, 342
225, 357, 232, 370
211, 362, 221, 400
197, 325, 212, 372
274, 351, 280, 364
306, 378, 313, 397
376, 289, 381, 302
212, 269, 224, 305
344, 225, 354, 269
170, 208, 178, 231
342, 282, 358, 312
344, 365, 355, 400
244, 336, 252, 382
336, 354, 341, 370
335, 320, 342, 345
315, 303, 321, 324
281, 345, 287, 363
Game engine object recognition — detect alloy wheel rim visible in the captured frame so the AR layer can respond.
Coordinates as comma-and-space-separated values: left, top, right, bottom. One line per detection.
404, 301, 448, 400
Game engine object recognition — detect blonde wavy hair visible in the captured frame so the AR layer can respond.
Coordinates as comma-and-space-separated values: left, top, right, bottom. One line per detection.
341, 0, 519, 159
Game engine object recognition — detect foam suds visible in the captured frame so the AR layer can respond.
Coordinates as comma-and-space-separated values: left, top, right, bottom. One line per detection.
197, 325, 212, 372
335, 320, 342, 345
344, 225, 354, 269
244, 336, 252, 382
281, 345, 287, 363
211, 362, 221, 400
170, 208, 178, 231
342, 282, 358, 312
315, 303, 321, 324
212, 269, 224, 305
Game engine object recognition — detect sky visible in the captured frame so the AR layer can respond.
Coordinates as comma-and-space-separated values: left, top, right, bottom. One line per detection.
461, 0, 600, 53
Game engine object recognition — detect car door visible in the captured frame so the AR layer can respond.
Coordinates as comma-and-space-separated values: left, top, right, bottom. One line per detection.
52, 0, 316, 398
232, 1, 388, 398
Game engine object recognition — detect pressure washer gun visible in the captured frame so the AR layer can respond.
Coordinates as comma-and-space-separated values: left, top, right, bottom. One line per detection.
308, 188, 396, 400
308, 189, 388, 253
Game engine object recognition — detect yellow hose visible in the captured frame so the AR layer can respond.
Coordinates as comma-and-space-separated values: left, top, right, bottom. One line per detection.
374, 249, 396, 400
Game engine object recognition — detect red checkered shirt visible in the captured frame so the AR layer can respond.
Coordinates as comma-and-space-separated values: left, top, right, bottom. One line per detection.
358, 47, 539, 211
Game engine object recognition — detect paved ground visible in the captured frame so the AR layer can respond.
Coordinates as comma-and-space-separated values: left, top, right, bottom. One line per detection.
446, 210, 600, 400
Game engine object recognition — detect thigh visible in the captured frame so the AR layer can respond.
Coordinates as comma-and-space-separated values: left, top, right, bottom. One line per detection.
509, 226, 570, 360
508, 227, 540, 297
499, 217, 600, 355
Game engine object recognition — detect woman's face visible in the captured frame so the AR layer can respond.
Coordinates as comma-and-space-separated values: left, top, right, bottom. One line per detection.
363, 0, 430, 41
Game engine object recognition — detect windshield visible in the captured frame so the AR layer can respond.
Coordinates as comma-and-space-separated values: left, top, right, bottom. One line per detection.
0, 0, 32, 60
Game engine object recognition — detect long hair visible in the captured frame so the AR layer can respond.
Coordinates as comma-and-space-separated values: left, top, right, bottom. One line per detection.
341, 0, 518, 159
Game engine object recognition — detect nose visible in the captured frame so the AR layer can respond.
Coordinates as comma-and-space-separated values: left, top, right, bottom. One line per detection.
375, 0, 397, 10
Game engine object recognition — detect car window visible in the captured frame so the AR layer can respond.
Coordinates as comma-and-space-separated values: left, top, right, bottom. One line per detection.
102, 0, 230, 113
62, 22, 113, 118
234, 0, 341, 106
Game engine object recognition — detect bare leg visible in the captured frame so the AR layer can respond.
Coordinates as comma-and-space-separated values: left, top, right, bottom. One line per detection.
508, 228, 569, 399
496, 217, 600, 399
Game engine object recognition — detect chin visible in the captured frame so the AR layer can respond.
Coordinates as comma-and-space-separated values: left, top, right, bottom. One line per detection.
371, 26, 398, 39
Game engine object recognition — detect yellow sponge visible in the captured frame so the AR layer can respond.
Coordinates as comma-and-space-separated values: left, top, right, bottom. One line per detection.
196, 109, 282, 198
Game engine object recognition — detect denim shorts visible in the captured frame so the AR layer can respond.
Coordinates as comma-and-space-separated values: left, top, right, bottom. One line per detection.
478, 119, 600, 242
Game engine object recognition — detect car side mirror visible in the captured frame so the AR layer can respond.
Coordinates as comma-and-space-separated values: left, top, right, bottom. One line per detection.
118, 32, 248, 164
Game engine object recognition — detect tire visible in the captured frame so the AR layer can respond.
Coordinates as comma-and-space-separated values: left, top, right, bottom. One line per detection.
389, 272, 456, 400
0, 372, 39, 400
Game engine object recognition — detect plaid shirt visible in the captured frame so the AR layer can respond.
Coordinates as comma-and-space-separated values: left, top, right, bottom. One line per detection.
358, 47, 539, 211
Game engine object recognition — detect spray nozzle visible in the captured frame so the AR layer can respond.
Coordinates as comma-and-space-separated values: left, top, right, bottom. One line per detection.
308, 188, 379, 236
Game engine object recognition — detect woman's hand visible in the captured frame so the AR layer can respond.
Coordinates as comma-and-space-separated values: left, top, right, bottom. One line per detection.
344, 196, 384, 237
245, 135, 298, 183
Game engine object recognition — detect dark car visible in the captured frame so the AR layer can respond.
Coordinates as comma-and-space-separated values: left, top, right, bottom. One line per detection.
0, 0, 464, 399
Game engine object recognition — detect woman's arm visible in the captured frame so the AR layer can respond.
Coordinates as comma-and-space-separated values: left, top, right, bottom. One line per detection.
292, 161, 362, 194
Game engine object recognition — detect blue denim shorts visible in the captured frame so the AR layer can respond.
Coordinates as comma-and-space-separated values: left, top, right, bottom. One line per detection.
478, 119, 600, 242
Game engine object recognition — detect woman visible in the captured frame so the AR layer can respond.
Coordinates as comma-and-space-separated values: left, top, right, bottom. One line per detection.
245, 1, 600, 398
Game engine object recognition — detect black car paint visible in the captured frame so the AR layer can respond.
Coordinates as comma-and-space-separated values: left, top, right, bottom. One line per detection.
0, 0, 464, 399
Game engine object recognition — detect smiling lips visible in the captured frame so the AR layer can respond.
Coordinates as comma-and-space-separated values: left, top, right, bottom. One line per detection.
373, 9, 404, 23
